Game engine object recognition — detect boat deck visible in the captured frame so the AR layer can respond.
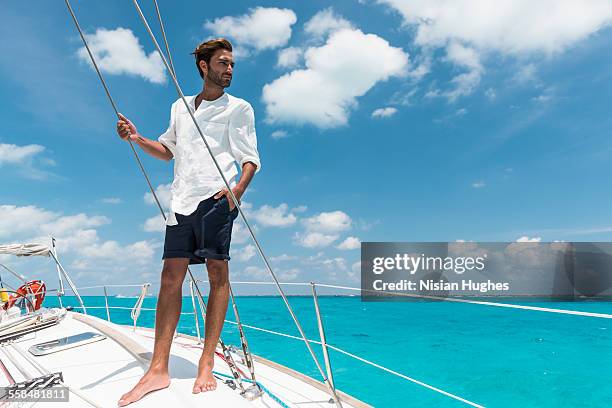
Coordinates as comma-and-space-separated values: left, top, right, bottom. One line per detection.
0, 310, 369, 407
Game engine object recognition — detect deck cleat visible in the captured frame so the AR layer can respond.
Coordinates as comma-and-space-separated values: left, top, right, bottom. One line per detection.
241, 383, 263, 401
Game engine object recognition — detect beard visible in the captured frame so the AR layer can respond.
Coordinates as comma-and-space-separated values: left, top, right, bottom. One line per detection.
206, 68, 231, 88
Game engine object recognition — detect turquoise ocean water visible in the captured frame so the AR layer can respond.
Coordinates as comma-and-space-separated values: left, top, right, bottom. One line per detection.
43, 296, 612, 407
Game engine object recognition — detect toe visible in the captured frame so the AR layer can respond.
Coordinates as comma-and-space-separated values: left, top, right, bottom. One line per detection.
118, 394, 130, 406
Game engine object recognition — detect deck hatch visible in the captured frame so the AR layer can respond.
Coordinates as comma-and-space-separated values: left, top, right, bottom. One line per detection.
28, 331, 106, 356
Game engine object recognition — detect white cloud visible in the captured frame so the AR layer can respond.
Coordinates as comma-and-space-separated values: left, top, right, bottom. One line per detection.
241, 265, 268, 280
79, 240, 156, 265
204, 7, 297, 54
233, 244, 257, 262
40, 213, 109, 236
304, 8, 354, 40
270, 254, 298, 262
485, 88, 497, 100
322, 257, 347, 271
101, 197, 122, 204
379, 0, 612, 99
270, 130, 289, 139
78, 28, 165, 84
303, 211, 352, 233
277, 47, 303, 68
472, 181, 486, 188
408, 57, 431, 80
294, 232, 339, 248
0, 204, 162, 287
516, 236, 542, 243
0, 143, 55, 180
443, 42, 483, 101
239, 265, 299, 281
372, 107, 398, 118
143, 214, 165, 233
0, 143, 44, 165
0, 205, 56, 238
531, 87, 555, 104
143, 184, 171, 232
262, 28, 409, 128
0, 205, 109, 244
513, 63, 538, 84
250, 203, 298, 227
279, 268, 300, 281
231, 222, 251, 244
351, 261, 361, 274
294, 209, 352, 248
291, 205, 308, 213
446, 41, 481, 70
336, 236, 361, 250
455, 108, 468, 117
379, 0, 612, 54
144, 183, 172, 209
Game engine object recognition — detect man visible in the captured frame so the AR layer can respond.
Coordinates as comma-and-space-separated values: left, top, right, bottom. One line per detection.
116, 38, 260, 406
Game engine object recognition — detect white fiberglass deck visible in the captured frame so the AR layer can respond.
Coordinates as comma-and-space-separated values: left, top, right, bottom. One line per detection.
0, 310, 368, 407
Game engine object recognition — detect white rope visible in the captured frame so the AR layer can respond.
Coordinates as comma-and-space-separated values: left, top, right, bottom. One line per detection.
130, 283, 150, 330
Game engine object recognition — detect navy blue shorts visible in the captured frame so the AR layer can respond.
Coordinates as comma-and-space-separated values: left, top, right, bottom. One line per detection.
162, 195, 239, 264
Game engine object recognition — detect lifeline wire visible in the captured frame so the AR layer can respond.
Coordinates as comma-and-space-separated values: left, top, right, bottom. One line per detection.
129, 2, 341, 405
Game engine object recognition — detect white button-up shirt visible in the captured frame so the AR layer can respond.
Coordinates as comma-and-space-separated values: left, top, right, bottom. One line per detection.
158, 92, 261, 226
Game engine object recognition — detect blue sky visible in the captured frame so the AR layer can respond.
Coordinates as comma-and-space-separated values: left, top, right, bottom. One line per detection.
2, 0, 612, 294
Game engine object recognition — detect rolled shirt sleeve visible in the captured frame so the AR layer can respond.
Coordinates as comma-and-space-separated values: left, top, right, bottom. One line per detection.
158, 101, 177, 158
228, 102, 261, 173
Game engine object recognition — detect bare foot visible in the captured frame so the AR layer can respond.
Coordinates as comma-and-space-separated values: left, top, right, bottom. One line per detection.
193, 360, 217, 393
118, 370, 170, 406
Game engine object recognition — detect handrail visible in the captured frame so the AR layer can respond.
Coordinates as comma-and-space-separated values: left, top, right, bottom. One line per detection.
13, 281, 612, 319
198, 281, 612, 319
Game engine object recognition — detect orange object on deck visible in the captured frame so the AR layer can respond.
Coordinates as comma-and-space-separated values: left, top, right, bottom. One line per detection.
2, 280, 46, 311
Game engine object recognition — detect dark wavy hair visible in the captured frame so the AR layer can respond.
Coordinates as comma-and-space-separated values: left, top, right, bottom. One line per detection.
191, 38, 233, 78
